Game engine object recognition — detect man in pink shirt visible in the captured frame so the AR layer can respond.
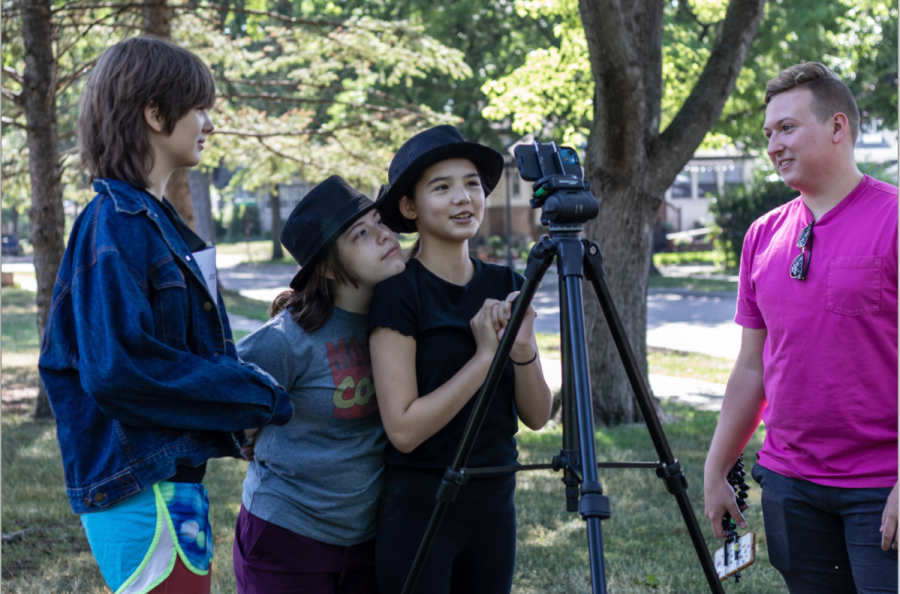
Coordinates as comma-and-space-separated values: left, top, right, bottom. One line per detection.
704, 62, 898, 593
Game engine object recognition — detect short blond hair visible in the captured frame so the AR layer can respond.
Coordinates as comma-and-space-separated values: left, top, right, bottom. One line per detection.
765, 62, 859, 143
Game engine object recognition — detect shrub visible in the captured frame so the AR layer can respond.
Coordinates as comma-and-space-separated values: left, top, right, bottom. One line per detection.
708, 175, 798, 269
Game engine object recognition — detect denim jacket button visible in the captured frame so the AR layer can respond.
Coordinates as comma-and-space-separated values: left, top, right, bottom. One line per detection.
203, 302, 213, 312
83, 498, 93, 507
93, 492, 107, 503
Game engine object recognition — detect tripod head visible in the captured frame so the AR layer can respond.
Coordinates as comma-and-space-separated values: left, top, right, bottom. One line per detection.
514, 139, 599, 231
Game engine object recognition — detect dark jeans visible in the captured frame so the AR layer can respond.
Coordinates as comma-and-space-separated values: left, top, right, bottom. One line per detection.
375, 469, 517, 594
752, 463, 898, 593
233, 504, 378, 594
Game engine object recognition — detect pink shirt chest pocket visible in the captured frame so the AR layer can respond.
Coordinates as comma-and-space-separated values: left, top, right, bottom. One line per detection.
826, 256, 883, 316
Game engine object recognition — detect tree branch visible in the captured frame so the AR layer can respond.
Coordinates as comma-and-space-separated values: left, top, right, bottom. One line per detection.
2, 65, 24, 86
219, 92, 420, 116
677, 0, 717, 41
649, 0, 765, 193
1, 87, 23, 107
213, 120, 371, 138
1, 116, 27, 129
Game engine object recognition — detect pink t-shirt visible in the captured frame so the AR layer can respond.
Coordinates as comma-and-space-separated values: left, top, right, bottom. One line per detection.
736, 175, 898, 488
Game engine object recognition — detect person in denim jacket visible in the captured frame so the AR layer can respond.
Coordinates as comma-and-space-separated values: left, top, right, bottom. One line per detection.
38, 37, 293, 594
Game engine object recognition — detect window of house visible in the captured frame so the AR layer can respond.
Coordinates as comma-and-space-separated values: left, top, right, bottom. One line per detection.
670, 172, 692, 198
725, 165, 743, 188
697, 168, 717, 197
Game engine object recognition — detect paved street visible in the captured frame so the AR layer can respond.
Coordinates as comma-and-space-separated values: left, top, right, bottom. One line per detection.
3, 255, 737, 410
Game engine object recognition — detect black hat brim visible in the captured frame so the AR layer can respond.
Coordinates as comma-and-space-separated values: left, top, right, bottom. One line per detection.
378, 143, 504, 234
288, 200, 377, 290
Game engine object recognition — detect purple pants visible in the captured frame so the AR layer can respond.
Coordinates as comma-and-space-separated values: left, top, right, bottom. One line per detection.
233, 504, 378, 594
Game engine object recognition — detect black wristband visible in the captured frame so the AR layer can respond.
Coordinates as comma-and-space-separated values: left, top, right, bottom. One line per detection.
511, 350, 537, 366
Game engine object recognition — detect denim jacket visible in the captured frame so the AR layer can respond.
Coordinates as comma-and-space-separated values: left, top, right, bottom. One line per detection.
39, 179, 293, 515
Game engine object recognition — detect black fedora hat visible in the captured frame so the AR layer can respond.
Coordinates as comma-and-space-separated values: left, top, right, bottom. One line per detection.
379, 125, 504, 234
281, 175, 377, 290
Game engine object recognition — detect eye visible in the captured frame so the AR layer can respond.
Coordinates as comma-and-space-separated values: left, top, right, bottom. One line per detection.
783, 124, 793, 132
764, 131, 772, 139
435, 184, 449, 191
355, 228, 368, 239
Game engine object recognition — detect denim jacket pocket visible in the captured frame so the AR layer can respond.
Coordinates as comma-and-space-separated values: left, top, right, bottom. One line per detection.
825, 256, 882, 316
147, 255, 191, 348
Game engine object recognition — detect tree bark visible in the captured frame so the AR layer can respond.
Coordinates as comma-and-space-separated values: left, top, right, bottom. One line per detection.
143, 0, 197, 228
270, 187, 284, 260
578, 0, 765, 425
165, 168, 195, 230
21, 0, 65, 419
188, 169, 215, 244
142, 0, 171, 37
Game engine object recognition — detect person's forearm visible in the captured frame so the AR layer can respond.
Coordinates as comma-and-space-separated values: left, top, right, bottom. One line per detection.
705, 362, 767, 478
512, 336, 552, 430
386, 351, 495, 453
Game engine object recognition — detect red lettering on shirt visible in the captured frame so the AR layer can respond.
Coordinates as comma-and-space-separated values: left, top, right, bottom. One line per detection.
326, 337, 378, 420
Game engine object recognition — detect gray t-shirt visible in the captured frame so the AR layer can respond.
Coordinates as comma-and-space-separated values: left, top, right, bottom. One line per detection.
237, 307, 386, 546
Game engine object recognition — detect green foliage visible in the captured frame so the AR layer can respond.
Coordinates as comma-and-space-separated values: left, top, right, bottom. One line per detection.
307, 0, 561, 149
858, 161, 899, 184
708, 174, 799, 268
2, 1, 473, 210
482, 0, 898, 150
227, 204, 263, 241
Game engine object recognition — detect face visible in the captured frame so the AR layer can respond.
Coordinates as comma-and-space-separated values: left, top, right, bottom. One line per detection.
146, 105, 215, 170
399, 158, 484, 243
335, 209, 405, 289
764, 89, 843, 192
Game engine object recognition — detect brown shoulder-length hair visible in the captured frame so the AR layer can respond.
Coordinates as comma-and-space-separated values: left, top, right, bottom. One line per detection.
269, 243, 359, 333
765, 62, 860, 144
78, 36, 217, 190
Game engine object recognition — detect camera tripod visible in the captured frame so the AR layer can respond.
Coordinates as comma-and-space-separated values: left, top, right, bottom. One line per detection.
399, 142, 726, 594
400, 227, 726, 594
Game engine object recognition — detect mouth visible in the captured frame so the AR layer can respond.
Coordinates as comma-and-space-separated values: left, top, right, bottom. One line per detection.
778, 158, 794, 170
450, 211, 474, 223
381, 245, 400, 260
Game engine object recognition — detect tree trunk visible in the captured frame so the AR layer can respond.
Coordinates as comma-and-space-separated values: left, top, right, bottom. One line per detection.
578, 0, 766, 425
270, 187, 284, 260
142, 0, 171, 37
189, 169, 215, 244
165, 168, 195, 230
21, 0, 65, 419
143, 0, 197, 230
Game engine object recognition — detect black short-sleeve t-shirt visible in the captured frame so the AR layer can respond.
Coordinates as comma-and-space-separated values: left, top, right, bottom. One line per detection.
368, 258, 524, 473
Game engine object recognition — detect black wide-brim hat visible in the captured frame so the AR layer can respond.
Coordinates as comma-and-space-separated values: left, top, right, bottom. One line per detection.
379, 125, 504, 234
281, 175, 378, 290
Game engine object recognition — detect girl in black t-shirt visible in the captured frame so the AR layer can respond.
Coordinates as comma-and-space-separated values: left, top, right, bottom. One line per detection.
368, 126, 552, 594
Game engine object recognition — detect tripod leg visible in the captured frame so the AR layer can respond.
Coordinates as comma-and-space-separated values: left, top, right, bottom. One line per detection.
399, 241, 555, 594
556, 236, 610, 594
581, 240, 726, 594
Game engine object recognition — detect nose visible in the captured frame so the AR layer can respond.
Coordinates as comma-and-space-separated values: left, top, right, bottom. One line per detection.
452, 184, 472, 205
203, 110, 215, 134
376, 222, 393, 243
767, 133, 781, 160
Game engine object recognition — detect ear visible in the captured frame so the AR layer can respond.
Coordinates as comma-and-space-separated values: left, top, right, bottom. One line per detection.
399, 195, 417, 221
143, 103, 165, 134
831, 112, 851, 145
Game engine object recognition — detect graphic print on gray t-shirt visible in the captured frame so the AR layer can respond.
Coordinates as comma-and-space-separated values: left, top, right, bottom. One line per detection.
237, 307, 387, 546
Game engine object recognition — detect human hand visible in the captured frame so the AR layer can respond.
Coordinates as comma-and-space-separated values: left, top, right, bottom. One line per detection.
880, 481, 898, 551
491, 292, 537, 362
704, 472, 748, 539
241, 428, 259, 461
471, 299, 501, 358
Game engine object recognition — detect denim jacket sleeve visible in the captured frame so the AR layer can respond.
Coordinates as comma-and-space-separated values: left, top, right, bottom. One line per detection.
53, 203, 293, 431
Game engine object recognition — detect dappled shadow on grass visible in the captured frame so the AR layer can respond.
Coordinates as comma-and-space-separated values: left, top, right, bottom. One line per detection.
2, 365, 39, 416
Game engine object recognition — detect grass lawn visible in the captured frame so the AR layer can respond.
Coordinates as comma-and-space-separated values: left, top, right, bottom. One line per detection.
2, 287, 786, 593
0, 402, 783, 593
647, 276, 738, 293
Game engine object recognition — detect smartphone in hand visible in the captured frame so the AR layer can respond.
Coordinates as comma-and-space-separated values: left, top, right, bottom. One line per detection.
714, 532, 756, 581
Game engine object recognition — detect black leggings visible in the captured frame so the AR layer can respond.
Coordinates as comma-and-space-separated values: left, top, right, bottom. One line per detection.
375, 469, 517, 594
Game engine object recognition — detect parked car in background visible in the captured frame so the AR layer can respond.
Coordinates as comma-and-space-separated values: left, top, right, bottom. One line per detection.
2, 234, 21, 256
